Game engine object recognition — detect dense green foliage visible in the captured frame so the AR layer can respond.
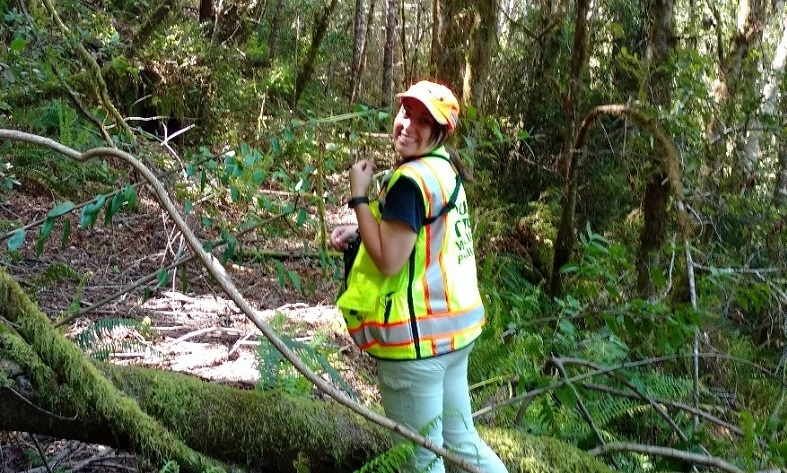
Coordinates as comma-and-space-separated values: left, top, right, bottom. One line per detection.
2, 0, 787, 472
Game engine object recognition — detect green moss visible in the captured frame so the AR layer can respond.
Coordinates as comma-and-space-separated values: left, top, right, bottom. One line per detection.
480, 427, 613, 473
0, 270, 225, 473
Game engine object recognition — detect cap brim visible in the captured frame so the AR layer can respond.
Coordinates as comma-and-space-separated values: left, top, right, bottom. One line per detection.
396, 92, 449, 126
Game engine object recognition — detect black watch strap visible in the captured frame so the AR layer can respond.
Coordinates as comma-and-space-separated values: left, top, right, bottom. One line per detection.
347, 196, 370, 208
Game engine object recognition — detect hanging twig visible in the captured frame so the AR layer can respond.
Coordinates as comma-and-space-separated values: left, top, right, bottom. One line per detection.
0, 129, 488, 473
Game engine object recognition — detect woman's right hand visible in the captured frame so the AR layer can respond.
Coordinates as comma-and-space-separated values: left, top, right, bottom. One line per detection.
330, 224, 359, 251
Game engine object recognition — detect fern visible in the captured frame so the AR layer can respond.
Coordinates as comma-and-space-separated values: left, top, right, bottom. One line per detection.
355, 442, 414, 473
256, 326, 356, 399
74, 317, 156, 361
35, 262, 82, 287
14, 162, 69, 197
158, 461, 180, 473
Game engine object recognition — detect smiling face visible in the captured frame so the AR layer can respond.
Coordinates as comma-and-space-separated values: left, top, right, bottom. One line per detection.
393, 98, 443, 158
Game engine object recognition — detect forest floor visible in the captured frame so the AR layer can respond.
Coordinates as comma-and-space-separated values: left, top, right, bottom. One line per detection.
0, 181, 377, 473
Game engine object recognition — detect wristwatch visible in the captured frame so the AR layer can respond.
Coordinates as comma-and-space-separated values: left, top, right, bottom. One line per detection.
347, 196, 370, 208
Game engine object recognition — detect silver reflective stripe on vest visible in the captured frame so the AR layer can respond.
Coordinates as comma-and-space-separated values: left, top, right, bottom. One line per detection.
349, 302, 484, 349
400, 159, 453, 315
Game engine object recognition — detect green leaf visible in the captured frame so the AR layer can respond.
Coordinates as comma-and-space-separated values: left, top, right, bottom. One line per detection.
40, 217, 55, 239
80, 194, 106, 229
48, 201, 75, 218
7, 229, 25, 251
271, 136, 281, 155
274, 260, 286, 287
230, 186, 240, 203
558, 318, 576, 336
10, 36, 25, 52
156, 269, 170, 288
296, 208, 308, 226
252, 169, 266, 185
287, 269, 302, 293
559, 263, 579, 274
61, 219, 71, 249
124, 185, 137, 210
554, 386, 578, 408
184, 199, 192, 215
35, 218, 54, 256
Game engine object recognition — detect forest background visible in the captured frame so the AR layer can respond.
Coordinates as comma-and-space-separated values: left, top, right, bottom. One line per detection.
1, 0, 787, 472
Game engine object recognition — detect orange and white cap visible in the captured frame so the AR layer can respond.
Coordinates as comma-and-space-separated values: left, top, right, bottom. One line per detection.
396, 80, 460, 132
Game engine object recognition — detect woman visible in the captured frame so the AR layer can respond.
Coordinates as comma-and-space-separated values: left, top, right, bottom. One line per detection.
331, 80, 508, 473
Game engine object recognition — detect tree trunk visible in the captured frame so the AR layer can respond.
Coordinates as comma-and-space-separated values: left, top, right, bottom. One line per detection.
548, 0, 591, 297
350, 0, 367, 103
381, 0, 398, 107
293, 0, 339, 108
744, 2, 787, 200
430, 0, 470, 95
199, 0, 214, 23
268, 0, 286, 62
462, 0, 500, 110
0, 264, 613, 473
352, 0, 377, 104
636, 0, 674, 300
702, 0, 767, 189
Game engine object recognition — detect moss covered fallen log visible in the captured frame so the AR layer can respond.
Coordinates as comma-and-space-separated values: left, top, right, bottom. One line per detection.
0, 267, 613, 473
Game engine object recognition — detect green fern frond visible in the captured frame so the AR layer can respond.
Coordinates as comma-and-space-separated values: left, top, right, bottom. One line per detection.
35, 262, 82, 287
74, 317, 156, 361
590, 395, 642, 429
355, 442, 414, 473
256, 330, 356, 399
14, 164, 69, 198
158, 460, 180, 473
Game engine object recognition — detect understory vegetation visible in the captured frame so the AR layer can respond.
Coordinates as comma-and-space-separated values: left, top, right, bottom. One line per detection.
1, 0, 786, 472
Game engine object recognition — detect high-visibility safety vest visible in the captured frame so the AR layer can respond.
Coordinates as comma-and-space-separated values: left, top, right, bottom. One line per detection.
337, 146, 485, 360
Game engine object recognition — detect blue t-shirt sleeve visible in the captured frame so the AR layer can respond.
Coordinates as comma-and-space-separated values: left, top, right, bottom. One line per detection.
381, 177, 425, 233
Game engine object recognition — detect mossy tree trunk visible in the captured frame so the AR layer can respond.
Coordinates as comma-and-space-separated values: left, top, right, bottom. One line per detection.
636, 0, 674, 300
0, 267, 613, 473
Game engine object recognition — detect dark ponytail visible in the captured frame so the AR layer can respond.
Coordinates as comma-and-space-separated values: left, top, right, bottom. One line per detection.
427, 122, 472, 182
445, 144, 473, 182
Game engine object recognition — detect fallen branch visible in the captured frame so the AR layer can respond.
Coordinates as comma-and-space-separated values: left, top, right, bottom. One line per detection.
589, 442, 746, 473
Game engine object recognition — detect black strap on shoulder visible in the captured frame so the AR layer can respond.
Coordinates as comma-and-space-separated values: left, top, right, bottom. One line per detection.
423, 172, 462, 225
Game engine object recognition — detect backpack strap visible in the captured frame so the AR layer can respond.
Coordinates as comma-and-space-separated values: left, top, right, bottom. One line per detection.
423, 172, 462, 225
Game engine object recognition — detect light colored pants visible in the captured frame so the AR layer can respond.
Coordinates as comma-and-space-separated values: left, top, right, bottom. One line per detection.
376, 344, 509, 473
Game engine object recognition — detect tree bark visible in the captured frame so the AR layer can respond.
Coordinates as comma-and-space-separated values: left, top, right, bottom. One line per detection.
549, 0, 591, 297
351, 0, 377, 104
199, 0, 214, 23
293, 0, 340, 107
635, 0, 674, 300
703, 0, 768, 189
430, 0, 470, 95
381, 0, 398, 107
350, 0, 368, 103
268, 0, 286, 62
462, 0, 499, 110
